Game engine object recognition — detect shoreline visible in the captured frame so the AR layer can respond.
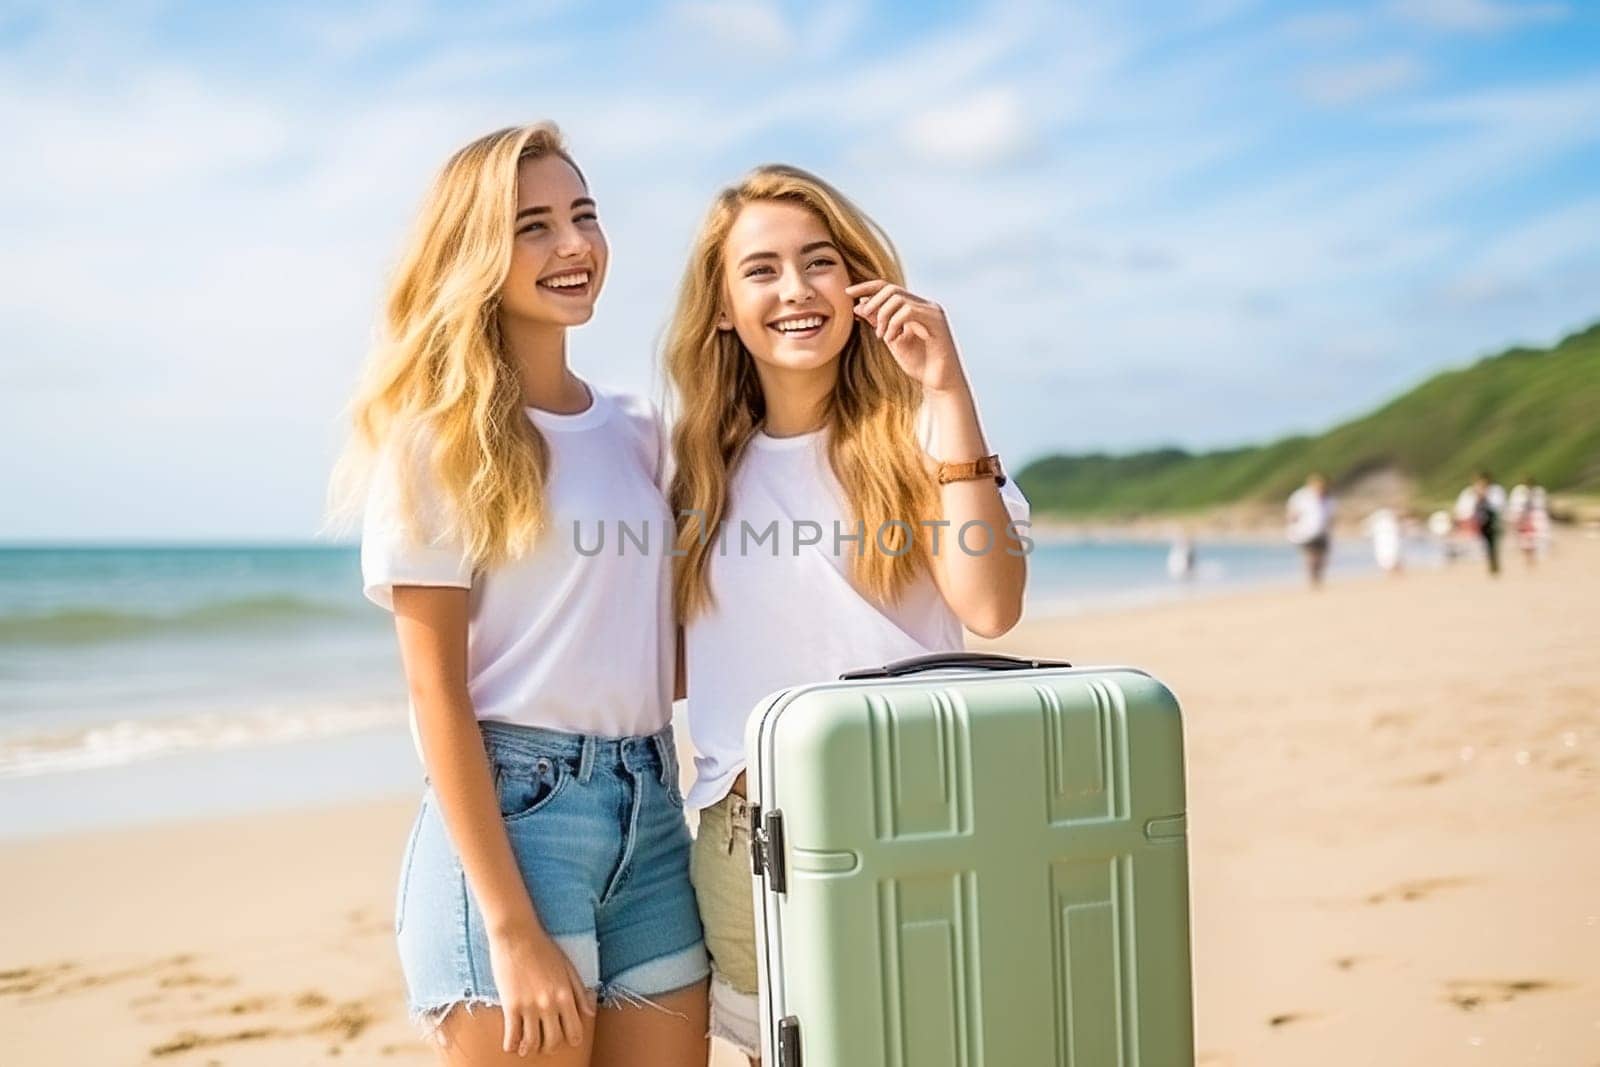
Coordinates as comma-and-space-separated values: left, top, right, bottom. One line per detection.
0, 535, 1388, 813
0, 534, 1558, 840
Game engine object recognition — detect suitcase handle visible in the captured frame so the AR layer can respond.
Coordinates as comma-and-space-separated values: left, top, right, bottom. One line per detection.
839, 652, 1071, 680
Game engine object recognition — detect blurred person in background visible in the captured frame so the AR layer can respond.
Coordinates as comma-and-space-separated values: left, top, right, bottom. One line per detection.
1364, 506, 1405, 576
1456, 471, 1507, 577
1428, 509, 1459, 563
1167, 527, 1196, 581
1285, 472, 1336, 589
1508, 473, 1551, 567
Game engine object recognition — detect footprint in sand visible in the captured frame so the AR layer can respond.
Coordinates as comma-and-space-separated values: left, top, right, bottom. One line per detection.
1363, 876, 1474, 905
0, 955, 216, 1000
213, 995, 276, 1017
0, 962, 75, 996
1444, 978, 1562, 1013
149, 992, 378, 1059
158, 970, 236, 991
1393, 770, 1449, 787
1370, 710, 1415, 731
150, 1026, 275, 1057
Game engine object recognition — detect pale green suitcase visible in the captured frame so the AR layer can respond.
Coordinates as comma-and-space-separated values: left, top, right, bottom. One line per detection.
744, 652, 1194, 1066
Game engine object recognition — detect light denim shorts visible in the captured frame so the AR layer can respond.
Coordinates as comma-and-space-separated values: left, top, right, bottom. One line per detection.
395, 721, 709, 1027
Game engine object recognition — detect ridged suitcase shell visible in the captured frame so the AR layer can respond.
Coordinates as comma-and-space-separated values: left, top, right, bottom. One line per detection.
744, 659, 1194, 1066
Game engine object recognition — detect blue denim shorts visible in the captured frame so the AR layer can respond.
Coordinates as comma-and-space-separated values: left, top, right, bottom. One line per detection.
394, 721, 709, 1026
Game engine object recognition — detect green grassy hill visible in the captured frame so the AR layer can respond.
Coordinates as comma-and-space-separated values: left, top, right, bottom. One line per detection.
1016, 321, 1600, 517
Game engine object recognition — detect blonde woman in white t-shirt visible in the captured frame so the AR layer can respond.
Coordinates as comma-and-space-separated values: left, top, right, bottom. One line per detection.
661, 164, 1030, 1061
331, 123, 709, 1067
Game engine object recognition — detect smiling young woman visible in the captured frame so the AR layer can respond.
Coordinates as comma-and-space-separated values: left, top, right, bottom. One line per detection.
662, 165, 1030, 1062
331, 123, 709, 1067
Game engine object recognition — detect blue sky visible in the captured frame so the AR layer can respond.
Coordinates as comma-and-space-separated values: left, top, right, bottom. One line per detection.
1, 0, 1597, 540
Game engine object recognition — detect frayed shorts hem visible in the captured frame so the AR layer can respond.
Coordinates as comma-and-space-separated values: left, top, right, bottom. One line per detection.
602, 941, 710, 1008
408, 995, 499, 1040
407, 942, 710, 1036
709, 971, 761, 1058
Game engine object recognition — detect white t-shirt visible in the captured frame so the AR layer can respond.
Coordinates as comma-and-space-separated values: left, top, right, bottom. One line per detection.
1285, 486, 1334, 544
1364, 508, 1403, 570
681, 417, 1031, 810
361, 382, 674, 739
1455, 484, 1507, 522
1507, 484, 1546, 520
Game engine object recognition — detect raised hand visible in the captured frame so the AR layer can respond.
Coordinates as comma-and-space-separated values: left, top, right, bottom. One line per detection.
846, 279, 968, 395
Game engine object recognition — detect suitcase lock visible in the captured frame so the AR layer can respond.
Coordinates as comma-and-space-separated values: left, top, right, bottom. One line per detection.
748, 804, 787, 894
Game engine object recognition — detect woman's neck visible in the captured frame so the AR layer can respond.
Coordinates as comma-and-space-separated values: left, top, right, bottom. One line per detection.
755, 360, 837, 438
502, 315, 589, 413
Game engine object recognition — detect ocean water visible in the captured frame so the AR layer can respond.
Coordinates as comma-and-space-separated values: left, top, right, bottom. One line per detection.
0, 539, 1395, 834
0, 547, 406, 778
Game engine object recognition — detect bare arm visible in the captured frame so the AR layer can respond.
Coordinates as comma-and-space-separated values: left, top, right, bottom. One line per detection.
393, 585, 535, 938
391, 585, 592, 1054
846, 278, 1026, 639
920, 381, 1028, 639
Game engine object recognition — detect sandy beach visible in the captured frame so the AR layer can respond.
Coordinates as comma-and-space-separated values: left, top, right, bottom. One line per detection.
2, 538, 1596, 1065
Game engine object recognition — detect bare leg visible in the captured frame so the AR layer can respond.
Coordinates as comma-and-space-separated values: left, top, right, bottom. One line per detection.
590, 978, 710, 1067
1304, 543, 1328, 589
435, 1004, 594, 1067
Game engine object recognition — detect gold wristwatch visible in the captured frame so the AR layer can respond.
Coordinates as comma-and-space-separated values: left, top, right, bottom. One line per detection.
935, 453, 1006, 487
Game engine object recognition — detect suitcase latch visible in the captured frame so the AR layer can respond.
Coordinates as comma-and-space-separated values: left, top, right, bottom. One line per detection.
749, 804, 787, 893
778, 1015, 802, 1067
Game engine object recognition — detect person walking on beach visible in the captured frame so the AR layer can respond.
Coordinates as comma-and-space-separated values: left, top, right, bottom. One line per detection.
1285, 473, 1335, 588
1508, 474, 1550, 567
1428, 509, 1459, 564
334, 123, 709, 1067
1167, 528, 1197, 581
1364, 506, 1405, 575
662, 165, 1029, 1063
1456, 471, 1507, 576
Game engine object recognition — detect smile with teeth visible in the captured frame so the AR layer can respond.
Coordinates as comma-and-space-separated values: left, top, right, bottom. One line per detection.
539, 270, 591, 292
769, 314, 827, 335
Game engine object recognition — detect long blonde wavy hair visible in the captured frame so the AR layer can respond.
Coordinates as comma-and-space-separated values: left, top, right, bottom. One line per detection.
666, 165, 937, 620
329, 122, 585, 565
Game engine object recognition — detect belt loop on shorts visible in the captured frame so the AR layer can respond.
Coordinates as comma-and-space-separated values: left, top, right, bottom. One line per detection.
725, 793, 748, 855
577, 735, 596, 784
651, 730, 672, 786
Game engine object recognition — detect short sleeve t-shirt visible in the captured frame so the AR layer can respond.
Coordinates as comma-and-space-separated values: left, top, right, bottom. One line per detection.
361, 382, 674, 739
1285, 486, 1334, 545
681, 410, 1030, 810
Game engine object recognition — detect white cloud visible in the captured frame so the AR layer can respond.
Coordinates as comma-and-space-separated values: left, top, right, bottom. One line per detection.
1424, 196, 1600, 309
669, 0, 788, 55
293, 0, 437, 59
1390, 0, 1567, 33
662, 0, 860, 65
1397, 72, 1600, 128
898, 88, 1035, 168
1300, 55, 1425, 105
0, 73, 293, 206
